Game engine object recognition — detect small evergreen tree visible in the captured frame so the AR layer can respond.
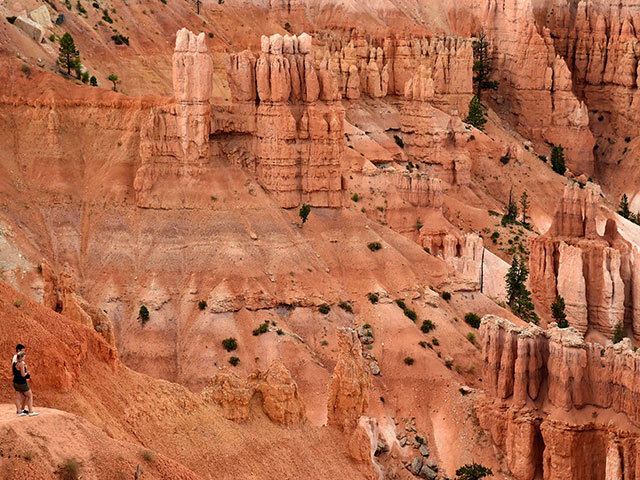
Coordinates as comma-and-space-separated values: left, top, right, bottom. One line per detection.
501, 188, 518, 225
58, 32, 80, 75
90, 76, 98, 87
619, 194, 631, 219
520, 191, 530, 226
471, 28, 499, 101
138, 305, 150, 325
551, 295, 568, 328
456, 462, 493, 480
465, 95, 486, 130
108, 74, 119, 91
299, 203, 311, 224
195, 0, 201, 13
551, 145, 566, 175
613, 322, 624, 344
505, 255, 538, 323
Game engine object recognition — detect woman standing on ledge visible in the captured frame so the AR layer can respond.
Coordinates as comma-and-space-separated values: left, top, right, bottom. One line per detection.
13, 351, 39, 417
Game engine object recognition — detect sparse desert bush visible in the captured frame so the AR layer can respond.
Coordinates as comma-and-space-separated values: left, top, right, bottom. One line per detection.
141, 450, 154, 462
229, 356, 240, 366
404, 356, 414, 366
421, 319, 436, 333
252, 322, 269, 336
432, 337, 439, 346
367, 242, 382, 251
367, 292, 379, 304
441, 291, 451, 301
467, 332, 476, 344
318, 303, 331, 314
464, 312, 481, 329
198, 300, 207, 310
338, 301, 353, 313
222, 337, 237, 352
57, 458, 81, 480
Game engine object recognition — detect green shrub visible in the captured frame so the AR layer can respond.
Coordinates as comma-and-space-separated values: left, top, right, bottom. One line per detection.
367, 292, 379, 304
20, 64, 30, 77
394, 135, 404, 148
445, 359, 453, 369
208, 32, 214, 38
455, 462, 493, 480
222, 337, 237, 352
229, 356, 240, 366
138, 305, 149, 324
418, 341, 427, 348
141, 450, 154, 462
198, 300, 207, 310
318, 303, 331, 314
276, 329, 284, 335
432, 337, 439, 346
404, 356, 414, 366
111, 34, 130, 46
49, 33, 56, 42
441, 291, 451, 301
363, 323, 371, 329
299, 203, 311, 224
395, 299, 406, 310
252, 322, 269, 336
338, 301, 353, 313
403, 308, 417, 322
423, 247, 430, 253
367, 242, 382, 251
467, 332, 476, 344
464, 312, 481, 329
491, 231, 500, 243
420, 319, 435, 333
351, 193, 360, 202
6, 16, 17, 23
284, 22, 291, 32
625, 137, 631, 143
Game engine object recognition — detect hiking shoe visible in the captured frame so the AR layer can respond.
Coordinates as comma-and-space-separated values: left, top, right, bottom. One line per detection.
22, 409, 28, 414
28, 412, 39, 416
18, 412, 27, 417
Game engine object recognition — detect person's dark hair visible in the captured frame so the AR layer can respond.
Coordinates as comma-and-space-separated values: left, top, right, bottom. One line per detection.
16, 344, 25, 352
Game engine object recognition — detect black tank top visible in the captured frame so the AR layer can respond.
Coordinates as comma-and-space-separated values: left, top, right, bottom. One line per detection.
12, 362, 26, 384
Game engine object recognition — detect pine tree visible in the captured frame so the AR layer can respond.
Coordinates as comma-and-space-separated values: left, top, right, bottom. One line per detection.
551, 295, 568, 328
108, 74, 119, 92
505, 255, 538, 323
456, 462, 493, 480
299, 203, 311, 224
58, 32, 80, 75
551, 145, 566, 175
613, 322, 624, 344
520, 191, 529, 226
465, 95, 486, 130
619, 194, 631, 219
90, 76, 98, 87
471, 27, 499, 101
501, 188, 518, 225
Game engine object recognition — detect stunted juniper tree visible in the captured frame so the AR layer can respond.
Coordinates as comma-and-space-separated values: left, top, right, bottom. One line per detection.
472, 27, 499, 102
58, 32, 80, 75
456, 462, 493, 480
551, 145, 566, 175
551, 294, 568, 328
619, 193, 631, 219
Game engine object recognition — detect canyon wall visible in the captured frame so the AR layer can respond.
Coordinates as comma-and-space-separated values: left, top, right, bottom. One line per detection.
134, 28, 214, 209
530, 183, 640, 338
220, 32, 343, 208
314, 32, 474, 114
478, 315, 640, 480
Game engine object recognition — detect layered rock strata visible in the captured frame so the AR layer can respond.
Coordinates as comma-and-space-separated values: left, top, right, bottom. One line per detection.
529, 183, 640, 337
401, 72, 471, 186
478, 315, 640, 480
316, 32, 474, 114
134, 29, 213, 208
41, 263, 115, 346
221, 33, 343, 208
202, 359, 306, 425
477, 0, 595, 174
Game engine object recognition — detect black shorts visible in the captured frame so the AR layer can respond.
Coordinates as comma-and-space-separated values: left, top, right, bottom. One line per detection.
13, 382, 30, 393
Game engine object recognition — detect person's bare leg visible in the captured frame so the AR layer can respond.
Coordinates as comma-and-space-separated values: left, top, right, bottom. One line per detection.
21, 392, 27, 411
15, 391, 21, 413
25, 390, 33, 413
